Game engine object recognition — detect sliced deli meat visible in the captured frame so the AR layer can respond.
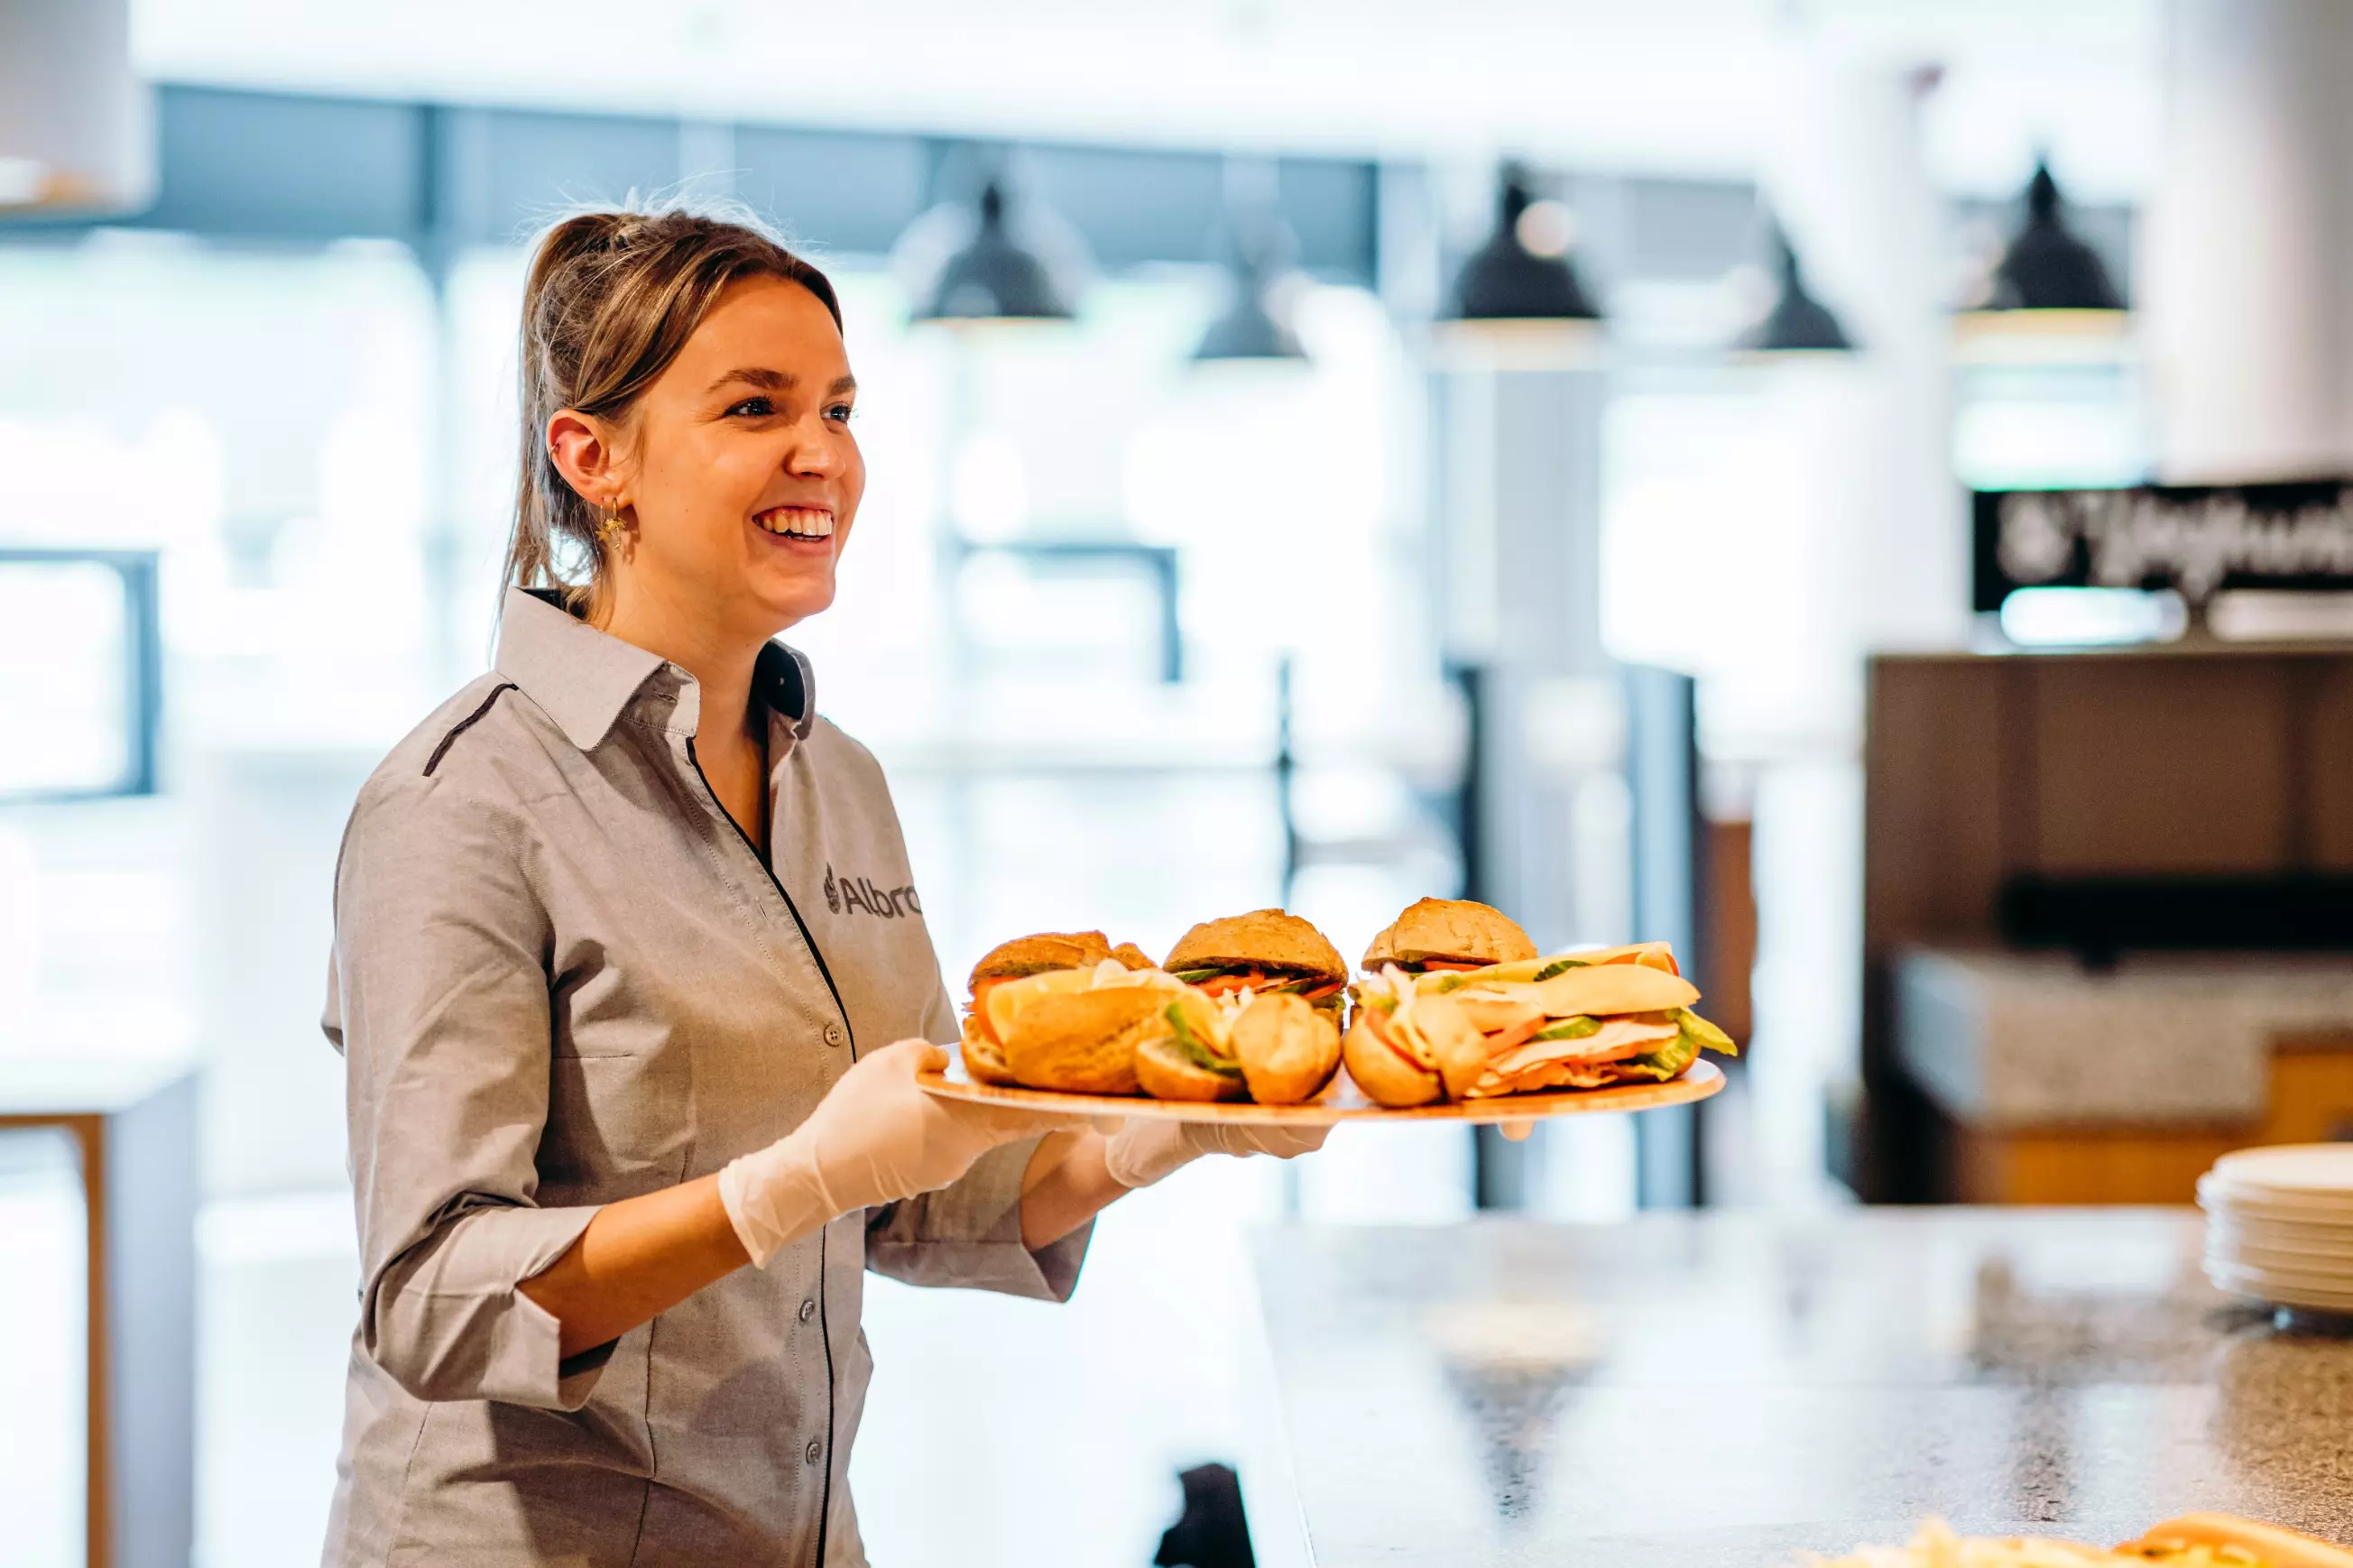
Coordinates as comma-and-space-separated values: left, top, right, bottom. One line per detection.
1480, 1015, 1681, 1080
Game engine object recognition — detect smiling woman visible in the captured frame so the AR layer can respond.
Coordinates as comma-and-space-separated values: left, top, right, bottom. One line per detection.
319, 201, 1326, 1568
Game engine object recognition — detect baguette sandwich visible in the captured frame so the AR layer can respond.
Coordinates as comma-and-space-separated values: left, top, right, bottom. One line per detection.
1342, 902, 1736, 1107
959, 930, 1158, 1090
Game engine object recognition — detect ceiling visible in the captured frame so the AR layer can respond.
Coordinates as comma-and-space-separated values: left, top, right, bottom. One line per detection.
132, 0, 2163, 198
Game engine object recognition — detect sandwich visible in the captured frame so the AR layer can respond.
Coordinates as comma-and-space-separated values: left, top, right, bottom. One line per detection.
1134, 989, 1344, 1105
1361, 898, 1538, 975
960, 930, 1157, 1088
991, 978, 1176, 1096
1133, 989, 1247, 1102
1164, 909, 1350, 1021
1343, 919, 1736, 1107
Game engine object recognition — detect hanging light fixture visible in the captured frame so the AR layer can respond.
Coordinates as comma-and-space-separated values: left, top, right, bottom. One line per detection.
1444, 162, 1603, 326
912, 178, 1075, 324
1953, 156, 2127, 363
1737, 222, 1853, 355
1194, 212, 1306, 363
1987, 160, 2124, 311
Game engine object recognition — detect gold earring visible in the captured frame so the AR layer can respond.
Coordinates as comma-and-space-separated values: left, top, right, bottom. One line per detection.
597, 498, 628, 550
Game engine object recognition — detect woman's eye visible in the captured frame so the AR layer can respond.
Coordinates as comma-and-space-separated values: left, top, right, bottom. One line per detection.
826, 403, 856, 424
725, 396, 775, 418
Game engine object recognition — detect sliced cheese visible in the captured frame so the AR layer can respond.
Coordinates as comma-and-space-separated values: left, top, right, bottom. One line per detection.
984, 961, 1184, 1040
1527, 964, 1696, 1018
1449, 991, 1547, 1038
1414, 941, 1680, 992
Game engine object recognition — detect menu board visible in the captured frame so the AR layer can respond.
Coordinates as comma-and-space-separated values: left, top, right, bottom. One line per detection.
0, 549, 159, 800
1972, 478, 2353, 612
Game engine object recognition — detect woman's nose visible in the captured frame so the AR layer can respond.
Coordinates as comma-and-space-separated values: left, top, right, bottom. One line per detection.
786, 420, 845, 477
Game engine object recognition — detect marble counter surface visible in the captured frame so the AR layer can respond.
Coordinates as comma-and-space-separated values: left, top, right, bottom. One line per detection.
1249, 1210, 2353, 1566
1895, 948, 2353, 1127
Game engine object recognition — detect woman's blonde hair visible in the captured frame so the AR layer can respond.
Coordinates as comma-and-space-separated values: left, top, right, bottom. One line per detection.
505, 204, 843, 612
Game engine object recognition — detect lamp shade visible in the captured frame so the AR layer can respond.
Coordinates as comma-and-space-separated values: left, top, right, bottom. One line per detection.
1194, 218, 1306, 362
1444, 167, 1602, 323
1738, 226, 1853, 354
1988, 161, 2123, 311
914, 180, 1075, 323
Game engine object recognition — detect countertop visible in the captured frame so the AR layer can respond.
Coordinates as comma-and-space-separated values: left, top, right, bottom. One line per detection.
1894, 948, 2353, 1127
1248, 1209, 2353, 1566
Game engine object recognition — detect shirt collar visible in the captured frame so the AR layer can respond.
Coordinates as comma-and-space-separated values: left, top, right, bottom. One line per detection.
494, 587, 816, 752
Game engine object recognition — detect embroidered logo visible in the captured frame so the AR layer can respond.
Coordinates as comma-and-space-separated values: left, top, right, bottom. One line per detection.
824, 862, 922, 919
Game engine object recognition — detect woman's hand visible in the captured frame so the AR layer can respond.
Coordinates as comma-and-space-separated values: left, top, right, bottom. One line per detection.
1102, 1119, 1330, 1191
721, 1039, 1084, 1266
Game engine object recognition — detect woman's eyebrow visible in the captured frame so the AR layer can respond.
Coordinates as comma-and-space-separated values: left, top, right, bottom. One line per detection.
706, 368, 858, 397
710, 366, 792, 393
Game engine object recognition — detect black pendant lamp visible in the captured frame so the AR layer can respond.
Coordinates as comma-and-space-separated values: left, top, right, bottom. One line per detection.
1739, 224, 1853, 354
915, 180, 1075, 324
1987, 160, 2123, 311
1194, 216, 1306, 362
1444, 164, 1602, 325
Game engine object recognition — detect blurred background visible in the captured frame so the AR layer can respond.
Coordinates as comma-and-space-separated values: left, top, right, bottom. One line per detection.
13, 1, 2353, 1565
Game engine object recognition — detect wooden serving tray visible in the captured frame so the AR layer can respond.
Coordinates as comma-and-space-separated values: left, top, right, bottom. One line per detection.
917, 1052, 1724, 1126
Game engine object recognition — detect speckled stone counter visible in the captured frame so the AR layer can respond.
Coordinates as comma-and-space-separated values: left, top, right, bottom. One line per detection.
1895, 948, 2353, 1127
1249, 1210, 2353, 1566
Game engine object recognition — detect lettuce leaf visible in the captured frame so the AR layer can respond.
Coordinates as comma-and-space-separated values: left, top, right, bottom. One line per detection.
1610, 1010, 1737, 1083
1611, 1028, 1697, 1083
1532, 957, 1589, 982
1165, 1002, 1241, 1077
1679, 1009, 1739, 1057
1531, 1015, 1601, 1042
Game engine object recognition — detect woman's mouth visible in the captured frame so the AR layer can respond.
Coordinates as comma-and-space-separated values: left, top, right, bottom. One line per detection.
754, 505, 835, 541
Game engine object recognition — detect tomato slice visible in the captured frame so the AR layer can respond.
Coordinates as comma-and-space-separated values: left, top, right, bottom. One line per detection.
1292, 979, 1344, 1001
1199, 972, 1266, 995
1415, 959, 1487, 973
1480, 1017, 1545, 1056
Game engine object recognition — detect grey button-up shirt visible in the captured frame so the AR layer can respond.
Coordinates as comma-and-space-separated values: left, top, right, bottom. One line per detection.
320, 588, 1090, 1567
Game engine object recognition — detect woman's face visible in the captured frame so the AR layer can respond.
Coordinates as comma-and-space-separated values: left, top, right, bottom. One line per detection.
579, 273, 864, 641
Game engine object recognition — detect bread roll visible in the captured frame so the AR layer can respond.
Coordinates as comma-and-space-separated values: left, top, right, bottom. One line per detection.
1342, 1010, 1443, 1107
959, 1012, 1020, 1086
1232, 992, 1342, 1104
1361, 899, 1536, 970
999, 985, 1167, 1095
1135, 991, 1246, 1102
1167, 909, 1346, 982
965, 930, 1114, 992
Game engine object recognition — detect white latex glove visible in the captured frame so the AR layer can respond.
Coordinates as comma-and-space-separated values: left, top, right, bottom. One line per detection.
719, 1039, 1085, 1268
1103, 1119, 1331, 1190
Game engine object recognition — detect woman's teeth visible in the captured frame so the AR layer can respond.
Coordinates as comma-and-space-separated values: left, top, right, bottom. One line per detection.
757, 507, 834, 540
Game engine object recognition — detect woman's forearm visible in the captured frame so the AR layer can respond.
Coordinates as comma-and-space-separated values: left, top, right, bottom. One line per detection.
522, 1128, 1125, 1358
520, 1175, 751, 1360
1019, 1130, 1132, 1250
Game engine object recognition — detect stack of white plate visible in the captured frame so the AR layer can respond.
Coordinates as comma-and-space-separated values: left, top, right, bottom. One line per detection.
2200, 1144, 2353, 1313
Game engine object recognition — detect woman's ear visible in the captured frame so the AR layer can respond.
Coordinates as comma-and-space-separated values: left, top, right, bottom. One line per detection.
547, 410, 626, 510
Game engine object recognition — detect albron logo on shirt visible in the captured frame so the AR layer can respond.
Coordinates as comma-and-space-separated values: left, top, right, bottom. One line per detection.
824, 863, 922, 918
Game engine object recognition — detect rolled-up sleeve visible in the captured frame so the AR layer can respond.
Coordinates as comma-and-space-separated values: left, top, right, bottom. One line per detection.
862, 979, 1092, 1301
328, 773, 605, 1409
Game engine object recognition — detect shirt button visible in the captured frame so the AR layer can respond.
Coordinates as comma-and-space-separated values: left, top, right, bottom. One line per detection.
805, 1439, 824, 1466
798, 1298, 817, 1324
823, 1023, 845, 1047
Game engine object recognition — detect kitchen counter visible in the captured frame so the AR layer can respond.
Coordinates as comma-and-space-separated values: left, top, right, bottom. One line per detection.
1247, 1209, 2353, 1566
1895, 947, 2353, 1128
